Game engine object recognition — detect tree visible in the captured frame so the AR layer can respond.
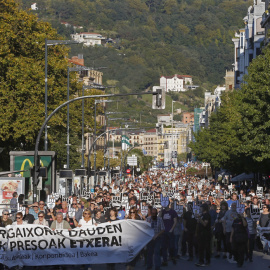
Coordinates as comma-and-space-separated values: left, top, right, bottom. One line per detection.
0, 0, 101, 170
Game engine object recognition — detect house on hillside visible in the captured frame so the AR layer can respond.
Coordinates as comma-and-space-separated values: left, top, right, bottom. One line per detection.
31, 3, 38, 10
71, 32, 105, 46
160, 74, 193, 92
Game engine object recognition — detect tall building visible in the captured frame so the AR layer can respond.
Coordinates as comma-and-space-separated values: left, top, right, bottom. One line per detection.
261, 0, 270, 45
232, 0, 265, 88
194, 108, 204, 133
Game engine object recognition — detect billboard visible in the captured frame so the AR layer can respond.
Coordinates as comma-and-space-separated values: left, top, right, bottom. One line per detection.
0, 177, 25, 204
10, 151, 56, 200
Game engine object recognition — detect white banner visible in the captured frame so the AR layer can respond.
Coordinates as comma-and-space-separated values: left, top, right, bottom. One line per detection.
0, 220, 154, 267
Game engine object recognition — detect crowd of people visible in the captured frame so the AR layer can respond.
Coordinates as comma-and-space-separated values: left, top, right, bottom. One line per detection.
1, 169, 270, 270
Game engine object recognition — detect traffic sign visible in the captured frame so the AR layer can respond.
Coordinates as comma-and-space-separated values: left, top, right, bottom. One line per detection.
184, 163, 188, 168
126, 169, 131, 174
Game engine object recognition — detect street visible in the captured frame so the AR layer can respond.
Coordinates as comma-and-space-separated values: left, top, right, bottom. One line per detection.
15, 251, 270, 270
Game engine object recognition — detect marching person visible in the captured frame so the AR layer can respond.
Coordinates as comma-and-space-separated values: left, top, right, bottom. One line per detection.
50, 212, 71, 230
230, 212, 248, 267
195, 203, 211, 267
33, 211, 49, 226
146, 208, 165, 270
77, 209, 94, 227
161, 200, 178, 266
13, 212, 27, 225
0, 209, 12, 227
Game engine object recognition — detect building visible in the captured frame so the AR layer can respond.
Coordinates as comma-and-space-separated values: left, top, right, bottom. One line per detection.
199, 86, 226, 129
158, 124, 192, 166
69, 55, 103, 85
194, 108, 204, 133
71, 33, 105, 47
224, 69, 235, 91
232, 0, 265, 88
182, 112, 194, 124
141, 129, 158, 157
31, 3, 38, 10
160, 74, 193, 92
157, 114, 172, 123
261, 0, 270, 45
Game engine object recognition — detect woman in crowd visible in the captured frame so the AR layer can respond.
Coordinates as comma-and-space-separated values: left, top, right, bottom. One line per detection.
13, 212, 27, 225
126, 207, 141, 270
44, 208, 55, 226
108, 208, 119, 222
245, 207, 256, 262
214, 201, 228, 258
77, 209, 93, 227
126, 207, 141, 220
33, 211, 49, 226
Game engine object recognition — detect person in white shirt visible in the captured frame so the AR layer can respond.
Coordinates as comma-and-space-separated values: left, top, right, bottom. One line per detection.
12, 212, 27, 225
33, 211, 49, 226
77, 209, 93, 227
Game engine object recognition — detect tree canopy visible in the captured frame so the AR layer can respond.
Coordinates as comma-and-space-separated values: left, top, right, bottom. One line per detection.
0, 0, 103, 170
190, 45, 270, 175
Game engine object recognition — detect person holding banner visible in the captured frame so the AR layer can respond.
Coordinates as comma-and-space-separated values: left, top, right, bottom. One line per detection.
33, 211, 49, 226
50, 212, 71, 230
0, 209, 12, 227
23, 206, 35, 224
12, 212, 27, 225
77, 209, 94, 226
71, 201, 83, 222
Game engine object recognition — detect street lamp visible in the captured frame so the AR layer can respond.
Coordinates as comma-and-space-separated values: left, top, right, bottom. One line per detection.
94, 99, 115, 184
66, 66, 94, 169
44, 39, 81, 151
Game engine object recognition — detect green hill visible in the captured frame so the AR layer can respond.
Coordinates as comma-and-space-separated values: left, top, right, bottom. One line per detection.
18, 0, 252, 117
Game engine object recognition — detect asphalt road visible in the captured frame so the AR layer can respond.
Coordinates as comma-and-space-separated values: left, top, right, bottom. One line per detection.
7, 251, 270, 270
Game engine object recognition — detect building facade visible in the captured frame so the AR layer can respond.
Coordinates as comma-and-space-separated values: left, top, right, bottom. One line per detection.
71, 33, 105, 46
160, 74, 193, 92
232, 0, 265, 88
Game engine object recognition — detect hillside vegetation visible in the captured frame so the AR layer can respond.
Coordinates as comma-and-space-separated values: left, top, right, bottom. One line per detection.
18, 0, 252, 119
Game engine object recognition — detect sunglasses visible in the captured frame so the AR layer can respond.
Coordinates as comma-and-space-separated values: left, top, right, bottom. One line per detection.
130, 212, 135, 214
16, 217, 22, 219
33, 206, 38, 207
39, 203, 44, 205
3, 214, 8, 216
84, 213, 91, 215
38, 216, 44, 218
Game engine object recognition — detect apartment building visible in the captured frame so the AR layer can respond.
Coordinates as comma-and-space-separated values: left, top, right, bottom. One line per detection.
232, 0, 265, 88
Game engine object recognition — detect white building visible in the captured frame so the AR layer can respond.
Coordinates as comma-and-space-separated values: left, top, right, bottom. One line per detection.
232, 0, 265, 88
71, 33, 105, 46
160, 74, 193, 92
31, 3, 38, 10
199, 86, 226, 128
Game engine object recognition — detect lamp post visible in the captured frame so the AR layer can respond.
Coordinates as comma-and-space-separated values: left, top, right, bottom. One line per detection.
45, 39, 81, 151
171, 100, 176, 166
33, 90, 161, 201
94, 99, 115, 184
67, 66, 94, 169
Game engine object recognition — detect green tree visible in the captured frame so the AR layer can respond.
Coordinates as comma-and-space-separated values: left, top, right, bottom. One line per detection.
0, 0, 102, 170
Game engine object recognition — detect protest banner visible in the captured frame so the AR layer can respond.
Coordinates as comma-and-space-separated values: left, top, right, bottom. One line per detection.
0, 220, 154, 268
